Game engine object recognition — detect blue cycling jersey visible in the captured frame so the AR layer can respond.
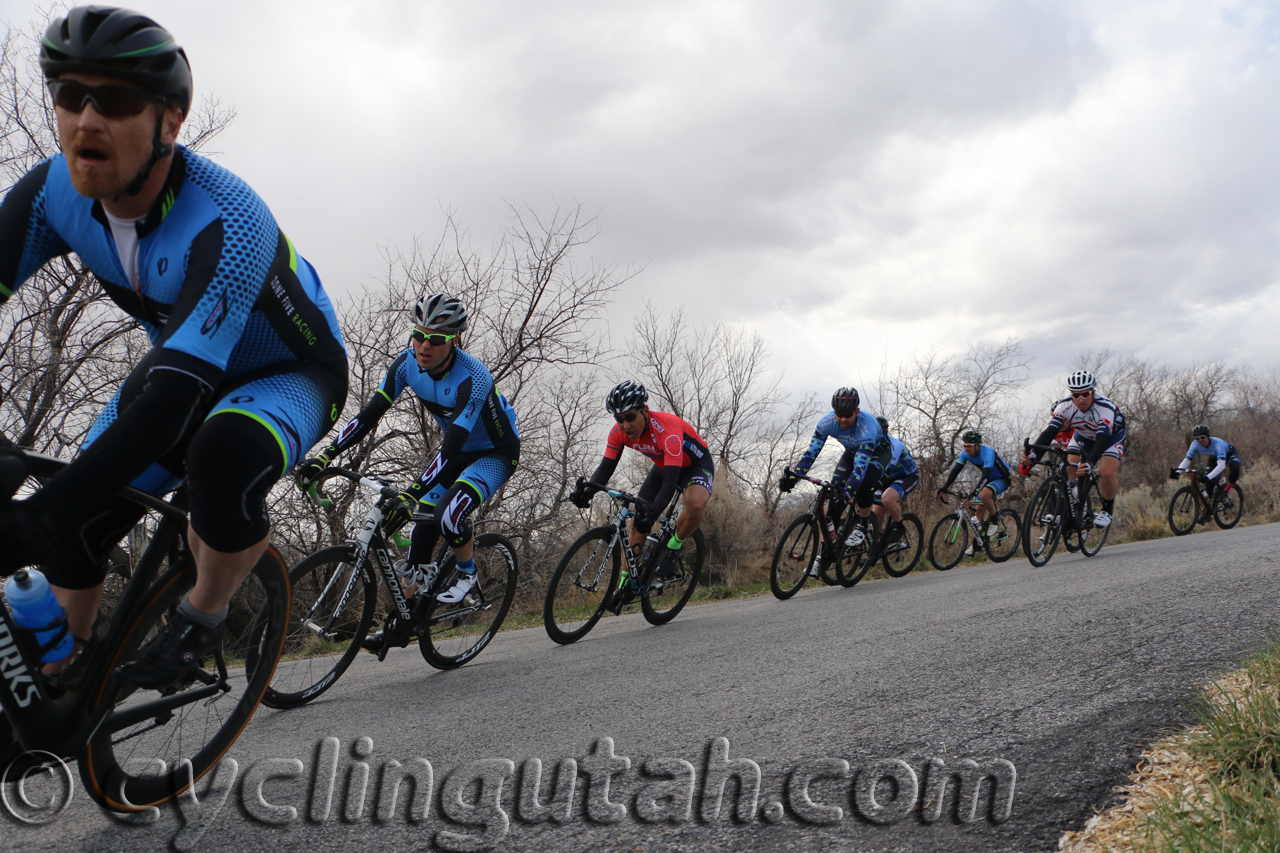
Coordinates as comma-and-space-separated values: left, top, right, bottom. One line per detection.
956, 445, 1012, 481
883, 437, 919, 480
1186, 437, 1236, 461
795, 409, 890, 491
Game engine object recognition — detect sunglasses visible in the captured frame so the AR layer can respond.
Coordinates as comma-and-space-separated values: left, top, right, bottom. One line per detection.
1071, 390, 1092, 399
410, 329, 458, 346
47, 79, 167, 118
834, 410, 856, 418
614, 411, 640, 424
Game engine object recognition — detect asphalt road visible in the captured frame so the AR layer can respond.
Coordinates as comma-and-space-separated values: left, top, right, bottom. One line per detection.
5, 521, 1280, 853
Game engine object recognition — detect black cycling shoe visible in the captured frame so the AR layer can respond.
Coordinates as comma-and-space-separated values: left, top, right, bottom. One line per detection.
653, 548, 681, 579
884, 523, 904, 545
115, 610, 224, 692
604, 587, 633, 615
361, 618, 412, 660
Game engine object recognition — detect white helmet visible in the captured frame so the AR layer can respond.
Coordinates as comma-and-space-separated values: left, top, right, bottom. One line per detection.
412, 294, 468, 334
1066, 370, 1096, 391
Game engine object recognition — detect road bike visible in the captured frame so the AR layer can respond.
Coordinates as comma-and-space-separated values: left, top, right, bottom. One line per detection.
769, 467, 879, 597
0, 444, 290, 812
264, 468, 517, 709
543, 480, 703, 643
875, 510, 925, 578
1022, 441, 1109, 567
928, 488, 1021, 570
1167, 469, 1245, 535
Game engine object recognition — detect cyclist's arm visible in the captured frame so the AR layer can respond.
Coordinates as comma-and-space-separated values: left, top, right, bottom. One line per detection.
1030, 424, 1060, 455
0, 160, 72, 306
1205, 457, 1228, 480
793, 428, 826, 474
939, 461, 964, 491
645, 464, 683, 520
586, 424, 628, 487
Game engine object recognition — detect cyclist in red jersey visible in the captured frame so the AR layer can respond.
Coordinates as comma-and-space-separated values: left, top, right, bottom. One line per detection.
570, 380, 713, 611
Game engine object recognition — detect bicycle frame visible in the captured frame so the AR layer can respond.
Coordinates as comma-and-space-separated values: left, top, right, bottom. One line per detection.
784, 468, 844, 553
580, 482, 685, 589
0, 451, 203, 757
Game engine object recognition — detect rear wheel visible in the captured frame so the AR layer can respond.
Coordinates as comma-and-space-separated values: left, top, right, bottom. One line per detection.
1023, 481, 1063, 567
80, 546, 290, 812
881, 513, 924, 578
1167, 486, 1198, 536
835, 514, 878, 587
983, 509, 1022, 563
263, 545, 375, 709
928, 512, 967, 571
770, 514, 820, 600
543, 527, 620, 643
1077, 480, 1111, 557
419, 533, 517, 669
1213, 483, 1244, 529
640, 529, 703, 625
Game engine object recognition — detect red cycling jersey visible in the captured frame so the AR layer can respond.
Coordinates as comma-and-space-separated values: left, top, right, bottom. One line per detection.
604, 410, 711, 470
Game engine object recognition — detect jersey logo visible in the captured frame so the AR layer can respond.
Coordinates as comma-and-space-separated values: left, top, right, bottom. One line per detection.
200, 286, 230, 336
157, 257, 168, 275
664, 434, 682, 456
230, 395, 254, 404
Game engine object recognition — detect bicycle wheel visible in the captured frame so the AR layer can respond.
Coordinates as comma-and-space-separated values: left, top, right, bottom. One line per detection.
641, 529, 703, 625
1214, 484, 1245, 529
1023, 481, 1063, 567
80, 546, 290, 812
928, 512, 967, 571
1167, 486, 1198, 536
881, 513, 924, 578
420, 533, 518, 669
1077, 480, 1111, 557
262, 545, 376, 709
544, 527, 621, 643
835, 514, 879, 587
983, 509, 1022, 563
770, 514, 820, 600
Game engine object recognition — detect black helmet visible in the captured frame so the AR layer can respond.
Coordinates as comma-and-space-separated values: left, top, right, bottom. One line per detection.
961, 428, 982, 445
832, 387, 859, 413
1192, 424, 1210, 438
606, 380, 648, 414
412, 294, 468, 334
876, 416, 889, 434
41, 7, 193, 117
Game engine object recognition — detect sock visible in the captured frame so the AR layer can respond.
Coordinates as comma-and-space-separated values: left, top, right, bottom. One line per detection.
1102, 498, 1114, 513
667, 533, 685, 551
617, 570, 630, 590
456, 557, 476, 576
178, 594, 227, 628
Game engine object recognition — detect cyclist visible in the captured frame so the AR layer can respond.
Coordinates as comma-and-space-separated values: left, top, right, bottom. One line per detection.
937, 428, 1011, 555
780, 387, 890, 553
1170, 425, 1241, 517
1021, 370, 1125, 528
297, 294, 520, 652
0, 7, 348, 688
569, 380, 712, 613
872, 416, 918, 548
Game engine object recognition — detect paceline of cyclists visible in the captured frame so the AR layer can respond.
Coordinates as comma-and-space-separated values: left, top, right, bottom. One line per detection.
0, 9, 1247, 711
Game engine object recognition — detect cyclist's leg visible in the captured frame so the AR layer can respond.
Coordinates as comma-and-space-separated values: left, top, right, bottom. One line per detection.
434, 453, 518, 602
1227, 457, 1241, 486
674, 463, 713, 540
831, 449, 857, 527
632, 464, 664, 551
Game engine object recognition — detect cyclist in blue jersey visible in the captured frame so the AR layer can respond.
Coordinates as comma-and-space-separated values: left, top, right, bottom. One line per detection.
871, 416, 919, 546
937, 428, 1011, 556
0, 8, 348, 688
780, 387, 890, 552
297, 294, 519, 653
1170, 425, 1241, 512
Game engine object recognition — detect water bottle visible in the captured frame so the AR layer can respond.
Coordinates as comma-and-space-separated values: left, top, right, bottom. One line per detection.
639, 532, 661, 569
4, 568, 74, 663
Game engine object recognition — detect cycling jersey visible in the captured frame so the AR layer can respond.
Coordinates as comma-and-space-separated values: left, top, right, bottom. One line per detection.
942, 444, 1011, 494
883, 437, 918, 480
586, 409, 712, 525
1178, 437, 1240, 483
1033, 394, 1125, 464
794, 410, 890, 509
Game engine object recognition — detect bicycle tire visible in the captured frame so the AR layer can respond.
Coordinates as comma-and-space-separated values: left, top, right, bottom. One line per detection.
770, 514, 820, 599
928, 512, 967, 571
419, 533, 518, 669
1167, 485, 1199, 536
544, 527, 620, 643
983, 508, 1022, 563
881, 513, 924, 578
1023, 480, 1063, 567
262, 545, 376, 709
1214, 484, 1244, 529
835, 514, 879, 586
641, 529, 703, 625
79, 546, 290, 812
1078, 479, 1111, 557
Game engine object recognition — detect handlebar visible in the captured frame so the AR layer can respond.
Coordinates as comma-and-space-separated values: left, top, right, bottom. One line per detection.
575, 476, 654, 515
305, 467, 401, 509
783, 466, 829, 489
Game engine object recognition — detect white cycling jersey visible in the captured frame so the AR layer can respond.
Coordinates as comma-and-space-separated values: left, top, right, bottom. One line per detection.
1046, 394, 1126, 442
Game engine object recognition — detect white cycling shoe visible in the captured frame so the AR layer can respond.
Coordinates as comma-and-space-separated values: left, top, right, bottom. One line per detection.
1093, 511, 1112, 528
436, 572, 477, 603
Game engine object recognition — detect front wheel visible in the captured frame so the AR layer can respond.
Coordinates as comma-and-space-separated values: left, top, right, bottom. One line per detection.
544, 527, 620, 644
770, 514, 819, 600
1167, 486, 1199, 536
881, 513, 924, 578
1023, 481, 1063, 567
419, 533, 518, 669
983, 509, 1022, 563
641, 529, 703, 625
1214, 484, 1245, 529
263, 545, 376, 709
928, 512, 967, 571
1077, 479, 1111, 557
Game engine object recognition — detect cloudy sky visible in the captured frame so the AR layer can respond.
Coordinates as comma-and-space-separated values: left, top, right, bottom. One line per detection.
5, 0, 1280, 408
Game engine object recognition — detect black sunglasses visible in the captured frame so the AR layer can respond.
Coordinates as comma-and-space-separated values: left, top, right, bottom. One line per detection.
614, 411, 640, 424
834, 410, 856, 418
47, 79, 167, 119
410, 329, 458, 346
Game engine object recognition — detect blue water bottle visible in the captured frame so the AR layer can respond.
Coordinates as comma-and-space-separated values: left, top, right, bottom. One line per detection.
4, 568, 74, 663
